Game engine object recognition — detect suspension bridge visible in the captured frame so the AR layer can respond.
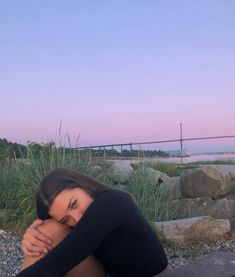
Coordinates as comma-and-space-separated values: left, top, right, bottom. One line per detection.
72, 123, 235, 155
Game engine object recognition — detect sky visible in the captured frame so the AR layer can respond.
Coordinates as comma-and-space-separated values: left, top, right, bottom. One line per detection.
1, 0, 235, 152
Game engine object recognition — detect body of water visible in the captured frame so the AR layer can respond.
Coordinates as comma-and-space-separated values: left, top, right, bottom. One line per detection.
160, 153, 235, 164
121, 153, 235, 164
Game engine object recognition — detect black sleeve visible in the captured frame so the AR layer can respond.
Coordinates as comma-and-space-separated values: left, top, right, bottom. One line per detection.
17, 191, 131, 277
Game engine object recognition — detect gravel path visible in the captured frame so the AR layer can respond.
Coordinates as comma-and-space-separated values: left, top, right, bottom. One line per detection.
164, 232, 235, 269
1, 230, 235, 276
0, 230, 23, 277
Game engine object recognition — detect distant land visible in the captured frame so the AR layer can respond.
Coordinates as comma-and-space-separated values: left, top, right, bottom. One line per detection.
0, 138, 235, 161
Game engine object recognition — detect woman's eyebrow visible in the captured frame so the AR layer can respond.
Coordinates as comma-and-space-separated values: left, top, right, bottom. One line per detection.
58, 197, 73, 223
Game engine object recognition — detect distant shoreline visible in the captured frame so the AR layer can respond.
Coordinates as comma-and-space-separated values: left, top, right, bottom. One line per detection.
105, 153, 235, 164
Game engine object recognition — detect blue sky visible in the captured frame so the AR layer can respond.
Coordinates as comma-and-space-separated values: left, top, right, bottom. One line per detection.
1, 1, 235, 152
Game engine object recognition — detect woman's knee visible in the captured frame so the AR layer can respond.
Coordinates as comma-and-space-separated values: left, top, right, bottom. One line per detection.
37, 219, 71, 246
22, 220, 71, 270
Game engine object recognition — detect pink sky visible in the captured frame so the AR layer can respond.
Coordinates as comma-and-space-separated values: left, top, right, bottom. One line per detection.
1, 1, 235, 152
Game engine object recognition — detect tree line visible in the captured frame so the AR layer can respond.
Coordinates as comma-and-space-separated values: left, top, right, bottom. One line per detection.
0, 138, 169, 162
79, 148, 169, 157
0, 138, 56, 161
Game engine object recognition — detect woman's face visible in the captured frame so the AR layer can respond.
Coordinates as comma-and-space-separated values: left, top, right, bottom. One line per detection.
49, 188, 93, 227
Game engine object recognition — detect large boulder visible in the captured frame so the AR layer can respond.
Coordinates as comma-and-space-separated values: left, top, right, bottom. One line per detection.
161, 197, 235, 220
159, 177, 183, 200
224, 193, 235, 200
109, 161, 134, 184
166, 252, 235, 277
231, 217, 235, 231
161, 197, 215, 219
180, 166, 230, 199
145, 168, 170, 186
154, 216, 230, 244
212, 198, 235, 219
230, 180, 235, 192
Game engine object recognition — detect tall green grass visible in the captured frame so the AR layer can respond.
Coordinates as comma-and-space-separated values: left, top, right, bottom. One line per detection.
132, 159, 235, 178
0, 146, 172, 233
0, 146, 112, 233
131, 162, 186, 177
188, 159, 235, 165
126, 164, 172, 224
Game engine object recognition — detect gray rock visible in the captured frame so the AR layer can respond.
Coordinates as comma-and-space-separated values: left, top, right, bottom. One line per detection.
161, 197, 215, 219
230, 217, 235, 231
162, 197, 235, 220
180, 166, 230, 199
154, 216, 230, 244
165, 251, 235, 277
109, 161, 134, 184
212, 198, 235, 219
224, 193, 235, 200
159, 177, 183, 200
145, 168, 170, 187
230, 180, 235, 191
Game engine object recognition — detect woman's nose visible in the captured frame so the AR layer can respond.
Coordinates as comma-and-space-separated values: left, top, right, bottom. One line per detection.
70, 211, 82, 223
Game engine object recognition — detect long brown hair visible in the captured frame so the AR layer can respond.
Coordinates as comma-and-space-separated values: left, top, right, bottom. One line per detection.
36, 167, 112, 219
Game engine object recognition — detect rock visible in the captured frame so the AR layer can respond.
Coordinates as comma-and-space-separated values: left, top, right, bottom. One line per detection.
161, 197, 215, 219
230, 217, 235, 231
180, 166, 230, 199
154, 216, 230, 244
161, 197, 235, 220
228, 198, 235, 210
159, 177, 183, 200
230, 180, 235, 191
145, 168, 170, 186
224, 193, 235, 200
165, 252, 235, 277
212, 198, 235, 219
109, 161, 134, 184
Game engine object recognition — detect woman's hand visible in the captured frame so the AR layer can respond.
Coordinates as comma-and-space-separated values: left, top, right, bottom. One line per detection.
21, 219, 53, 257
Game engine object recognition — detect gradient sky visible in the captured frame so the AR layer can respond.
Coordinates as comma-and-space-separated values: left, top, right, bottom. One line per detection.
1, 0, 235, 152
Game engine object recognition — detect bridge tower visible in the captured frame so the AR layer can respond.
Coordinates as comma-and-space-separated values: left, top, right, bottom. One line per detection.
180, 123, 183, 155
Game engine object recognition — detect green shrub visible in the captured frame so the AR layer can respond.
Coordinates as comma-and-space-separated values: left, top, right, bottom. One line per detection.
131, 162, 185, 177
0, 146, 112, 233
126, 164, 173, 225
0, 146, 173, 233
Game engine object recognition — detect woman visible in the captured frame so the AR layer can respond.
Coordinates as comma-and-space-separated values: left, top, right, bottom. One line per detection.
18, 167, 168, 277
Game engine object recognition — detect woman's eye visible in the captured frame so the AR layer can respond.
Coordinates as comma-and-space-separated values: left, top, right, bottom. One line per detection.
62, 218, 67, 224
71, 200, 77, 209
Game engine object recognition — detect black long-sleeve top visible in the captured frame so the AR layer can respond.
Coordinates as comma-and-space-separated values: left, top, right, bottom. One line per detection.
17, 190, 168, 277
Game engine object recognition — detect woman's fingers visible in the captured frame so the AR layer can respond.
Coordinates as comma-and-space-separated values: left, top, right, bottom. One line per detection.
21, 243, 45, 257
29, 219, 44, 232
32, 228, 52, 245
21, 242, 51, 257
29, 219, 42, 229
21, 221, 53, 256
25, 224, 52, 244
22, 249, 39, 257
21, 237, 51, 257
